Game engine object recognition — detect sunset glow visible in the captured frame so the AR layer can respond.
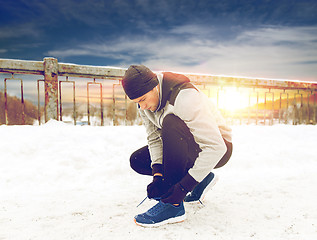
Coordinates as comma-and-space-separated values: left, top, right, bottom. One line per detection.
216, 87, 250, 112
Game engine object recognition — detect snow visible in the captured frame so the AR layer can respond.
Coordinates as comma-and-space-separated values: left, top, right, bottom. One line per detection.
0, 121, 316, 240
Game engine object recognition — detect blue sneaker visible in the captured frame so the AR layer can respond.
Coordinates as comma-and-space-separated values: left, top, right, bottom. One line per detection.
184, 172, 218, 203
134, 201, 186, 227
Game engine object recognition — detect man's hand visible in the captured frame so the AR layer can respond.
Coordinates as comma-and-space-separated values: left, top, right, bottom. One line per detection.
160, 183, 188, 204
161, 174, 199, 204
147, 175, 169, 199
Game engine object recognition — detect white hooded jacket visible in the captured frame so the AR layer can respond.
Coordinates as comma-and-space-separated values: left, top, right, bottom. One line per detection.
139, 72, 232, 182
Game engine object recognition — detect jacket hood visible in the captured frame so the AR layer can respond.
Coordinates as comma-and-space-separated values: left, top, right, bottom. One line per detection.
156, 72, 193, 112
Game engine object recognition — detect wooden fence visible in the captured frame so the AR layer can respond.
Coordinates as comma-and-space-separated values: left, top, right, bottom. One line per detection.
1, 57, 316, 125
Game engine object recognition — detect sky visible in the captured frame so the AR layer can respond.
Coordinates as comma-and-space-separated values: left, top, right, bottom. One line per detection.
0, 0, 317, 81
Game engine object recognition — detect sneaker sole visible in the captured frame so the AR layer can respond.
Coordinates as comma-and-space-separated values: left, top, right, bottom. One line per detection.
134, 213, 186, 227
185, 175, 219, 203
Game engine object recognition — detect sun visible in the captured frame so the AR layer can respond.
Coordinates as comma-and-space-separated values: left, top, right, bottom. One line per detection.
216, 87, 249, 112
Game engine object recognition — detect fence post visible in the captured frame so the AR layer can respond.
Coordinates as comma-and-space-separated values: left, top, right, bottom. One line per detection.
44, 57, 59, 122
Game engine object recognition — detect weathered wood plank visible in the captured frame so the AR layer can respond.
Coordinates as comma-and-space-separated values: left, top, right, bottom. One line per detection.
0, 58, 44, 75
58, 63, 126, 79
186, 73, 317, 90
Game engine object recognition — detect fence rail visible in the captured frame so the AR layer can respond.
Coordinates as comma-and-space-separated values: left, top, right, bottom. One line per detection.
1, 57, 317, 126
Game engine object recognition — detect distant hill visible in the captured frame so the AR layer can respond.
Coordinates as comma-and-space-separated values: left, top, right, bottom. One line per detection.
0, 92, 38, 125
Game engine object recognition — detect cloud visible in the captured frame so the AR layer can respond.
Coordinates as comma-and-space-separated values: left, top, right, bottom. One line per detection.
0, 23, 41, 39
236, 26, 317, 45
46, 24, 317, 81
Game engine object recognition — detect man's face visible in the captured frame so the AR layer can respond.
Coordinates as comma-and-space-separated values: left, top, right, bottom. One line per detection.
132, 87, 159, 112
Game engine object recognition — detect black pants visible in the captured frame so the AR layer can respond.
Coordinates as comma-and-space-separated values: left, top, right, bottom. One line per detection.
130, 114, 232, 185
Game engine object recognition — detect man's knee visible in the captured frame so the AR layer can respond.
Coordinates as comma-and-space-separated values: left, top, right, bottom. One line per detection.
129, 146, 152, 176
129, 151, 138, 172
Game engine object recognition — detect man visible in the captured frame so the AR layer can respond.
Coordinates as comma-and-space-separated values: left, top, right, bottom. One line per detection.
122, 65, 232, 227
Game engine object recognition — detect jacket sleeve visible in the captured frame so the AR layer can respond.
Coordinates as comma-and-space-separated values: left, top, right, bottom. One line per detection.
139, 110, 163, 167
174, 89, 228, 182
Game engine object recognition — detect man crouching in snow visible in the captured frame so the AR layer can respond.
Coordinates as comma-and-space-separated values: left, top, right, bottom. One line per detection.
122, 65, 233, 227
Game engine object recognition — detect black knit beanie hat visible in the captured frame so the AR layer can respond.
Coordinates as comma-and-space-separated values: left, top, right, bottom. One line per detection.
122, 65, 159, 100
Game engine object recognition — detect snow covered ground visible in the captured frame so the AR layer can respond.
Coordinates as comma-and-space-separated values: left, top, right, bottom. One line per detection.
0, 121, 316, 240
